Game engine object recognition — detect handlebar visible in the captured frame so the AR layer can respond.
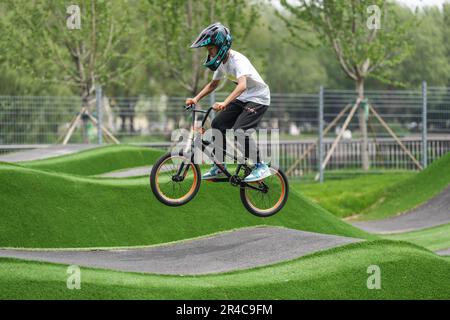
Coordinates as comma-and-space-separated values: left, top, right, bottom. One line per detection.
184, 104, 212, 114
183, 104, 214, 128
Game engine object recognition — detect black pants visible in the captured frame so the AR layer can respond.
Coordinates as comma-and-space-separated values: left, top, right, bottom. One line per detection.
210, 99, 268, 163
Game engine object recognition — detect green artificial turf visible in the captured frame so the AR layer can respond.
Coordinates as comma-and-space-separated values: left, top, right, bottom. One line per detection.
0, 240, 449, 299
19, 144, 164, 176
384, 223, 450, 251
358, 151, 450, 220
293, 152, 449, 221
1, 147, 449, 300
0, 163, 372, 248
291, 172, 414, 218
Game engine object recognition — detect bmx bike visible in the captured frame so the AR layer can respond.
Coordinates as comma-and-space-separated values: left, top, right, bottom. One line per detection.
149, 104, 289, 217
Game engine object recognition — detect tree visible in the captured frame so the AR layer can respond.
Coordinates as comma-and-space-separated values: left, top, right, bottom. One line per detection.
392, 5, 450, 88
278, 0, 415, 170
1, 0, 136, 102
143, 0, 259, 95
444, 3, 450, 87
245, 3, 329, 93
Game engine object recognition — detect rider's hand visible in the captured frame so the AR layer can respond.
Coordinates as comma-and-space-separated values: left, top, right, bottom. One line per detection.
185, 98, 198, 106
213, 102, 227, 111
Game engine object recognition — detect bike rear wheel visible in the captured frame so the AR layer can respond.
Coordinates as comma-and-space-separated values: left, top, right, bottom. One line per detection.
240, 168, 289, 217
150, 152, 201, 206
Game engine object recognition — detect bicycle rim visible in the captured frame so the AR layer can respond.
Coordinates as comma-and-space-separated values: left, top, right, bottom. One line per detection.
154, 155, 198, 204
244, 169, 287, 215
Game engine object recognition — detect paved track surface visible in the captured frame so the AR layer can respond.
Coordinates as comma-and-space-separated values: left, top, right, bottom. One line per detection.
4, 147, 448, 264
436, 248, 450, 256
0, 145, 97, 162
352, 186, 450, 234
0, 227, 362, 275
99, 165, 153, 178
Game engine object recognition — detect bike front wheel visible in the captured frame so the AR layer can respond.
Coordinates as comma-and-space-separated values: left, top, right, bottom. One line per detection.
240, 168, 289, 217
150, 152, 201, 206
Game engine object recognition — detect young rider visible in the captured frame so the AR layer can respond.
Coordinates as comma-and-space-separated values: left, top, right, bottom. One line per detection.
185, 22, 271, 182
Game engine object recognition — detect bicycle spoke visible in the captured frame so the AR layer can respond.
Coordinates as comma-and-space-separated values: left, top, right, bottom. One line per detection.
155, 156, 197, 202
245, 170, 285, 213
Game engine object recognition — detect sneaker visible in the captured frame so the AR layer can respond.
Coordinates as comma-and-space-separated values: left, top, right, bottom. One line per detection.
202, 163, 227, 180
243, 162, 272, 182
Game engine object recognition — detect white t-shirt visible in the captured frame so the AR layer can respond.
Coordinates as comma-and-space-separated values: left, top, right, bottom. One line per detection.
212, 50, 270, 106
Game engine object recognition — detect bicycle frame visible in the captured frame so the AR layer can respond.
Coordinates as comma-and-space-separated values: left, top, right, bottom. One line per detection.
175, 104, 268, 192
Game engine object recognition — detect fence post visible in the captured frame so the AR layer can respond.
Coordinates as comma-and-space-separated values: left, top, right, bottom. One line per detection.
422, 81, 427, 169
96, 85, 103, 145
318, 85, 324, 183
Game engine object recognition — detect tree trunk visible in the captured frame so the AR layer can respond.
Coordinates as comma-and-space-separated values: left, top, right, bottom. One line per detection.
81, 95, 89, 144
356, 78, 370, 171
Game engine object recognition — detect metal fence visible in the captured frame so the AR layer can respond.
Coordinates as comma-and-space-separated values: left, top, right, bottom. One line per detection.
130, 137, 450, 175
1, 84, 449, 180
0, 96, 82, 144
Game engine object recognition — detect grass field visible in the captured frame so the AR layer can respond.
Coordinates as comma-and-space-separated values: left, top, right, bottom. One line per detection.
0, 240, 448, 299
292, 172, 414, 218
385, 223, 450, 251
355, 152, 450, 220
1, 146, 449, 300
292, 151, 450, 221
19, 144, 164, 176
0, 162, 372, 248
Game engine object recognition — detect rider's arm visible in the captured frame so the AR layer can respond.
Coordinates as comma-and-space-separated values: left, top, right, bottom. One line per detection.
222, 76, 247, 107
193, 79, 221, 103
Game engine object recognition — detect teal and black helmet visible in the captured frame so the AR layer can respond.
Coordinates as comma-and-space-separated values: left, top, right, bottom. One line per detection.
190, 22, 232, 71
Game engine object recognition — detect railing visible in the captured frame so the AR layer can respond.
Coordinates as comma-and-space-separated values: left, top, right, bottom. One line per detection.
1, 88, 448, 145
2, 137, 448, 179
1, 86, 449, 180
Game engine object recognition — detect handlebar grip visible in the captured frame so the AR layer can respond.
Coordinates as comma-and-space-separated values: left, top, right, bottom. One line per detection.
183, 104, 213, 114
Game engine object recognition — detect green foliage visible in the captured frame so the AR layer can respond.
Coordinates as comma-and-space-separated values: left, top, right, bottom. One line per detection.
445, 3, 450, 88
1, 0, 137, 98
142, 0, 260, 95
245, 4, 328, 93
278, 0, 416, 88
392, 6, 450, 88
0, 1, 448, 95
